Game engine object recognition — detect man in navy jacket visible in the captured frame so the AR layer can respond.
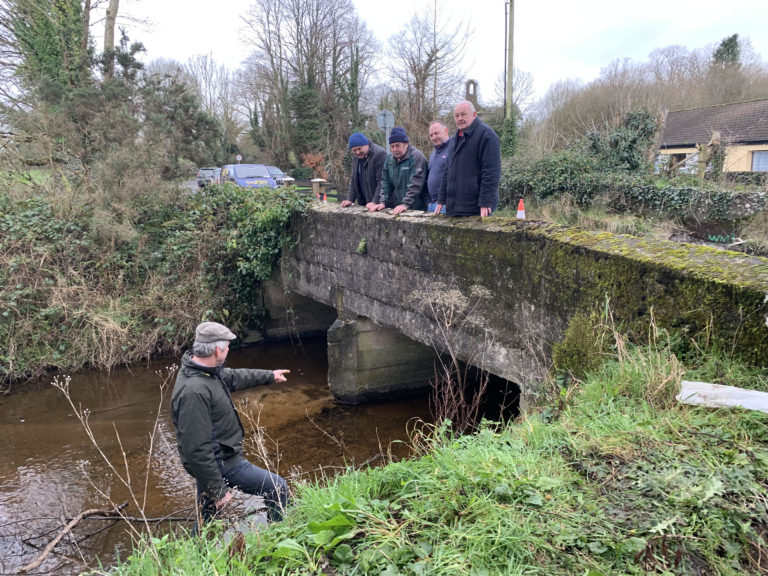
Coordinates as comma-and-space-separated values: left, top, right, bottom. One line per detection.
435, 101, 501, 217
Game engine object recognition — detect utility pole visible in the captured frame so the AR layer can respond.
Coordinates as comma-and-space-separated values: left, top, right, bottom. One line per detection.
504, 0, 514, 120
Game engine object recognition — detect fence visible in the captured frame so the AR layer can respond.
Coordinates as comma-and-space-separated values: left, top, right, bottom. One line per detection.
290, 179, 344, 202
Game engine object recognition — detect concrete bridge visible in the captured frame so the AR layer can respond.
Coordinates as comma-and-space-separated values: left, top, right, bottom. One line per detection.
263, 204, 768, 411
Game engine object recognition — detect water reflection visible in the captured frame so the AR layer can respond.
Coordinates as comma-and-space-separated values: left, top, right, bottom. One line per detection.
0, 337, 431, 574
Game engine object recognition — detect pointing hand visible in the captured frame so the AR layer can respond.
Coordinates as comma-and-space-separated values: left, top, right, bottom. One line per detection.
272, 369, 290, 383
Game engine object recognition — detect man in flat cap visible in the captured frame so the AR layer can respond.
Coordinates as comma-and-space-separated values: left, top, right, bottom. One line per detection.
171, 321, 291, 528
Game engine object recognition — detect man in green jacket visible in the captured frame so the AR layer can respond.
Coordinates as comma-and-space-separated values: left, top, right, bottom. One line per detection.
171, 321, 291, 526
371, 126, 429, 214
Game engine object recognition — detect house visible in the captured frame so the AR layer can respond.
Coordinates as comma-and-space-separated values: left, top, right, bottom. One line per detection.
658, 99, 768, 173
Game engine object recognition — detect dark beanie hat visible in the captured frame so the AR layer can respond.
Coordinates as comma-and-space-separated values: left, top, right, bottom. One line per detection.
389, 126, 409, 144
348, 132, 369, 148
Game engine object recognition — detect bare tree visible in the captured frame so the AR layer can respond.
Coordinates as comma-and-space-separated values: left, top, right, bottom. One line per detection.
241, 0, 377, 173
523, 33, 768, 157
386, 0, 468, 129
491, 67, 535, 117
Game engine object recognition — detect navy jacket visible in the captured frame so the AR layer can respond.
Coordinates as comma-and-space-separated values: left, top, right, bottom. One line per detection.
427, 140, 450, 203
438, 118, 501, 216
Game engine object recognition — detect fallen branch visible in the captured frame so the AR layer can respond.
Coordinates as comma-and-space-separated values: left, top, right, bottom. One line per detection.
20, 507, 102, 573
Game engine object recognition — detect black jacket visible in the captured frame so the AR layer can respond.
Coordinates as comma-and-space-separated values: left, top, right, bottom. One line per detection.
347, 142, 388, 205
171, 351, 274, 499
438, 118, 501, 216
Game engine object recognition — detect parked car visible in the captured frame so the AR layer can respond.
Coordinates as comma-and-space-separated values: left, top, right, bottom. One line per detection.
265, 165, 289, 185
220, 164, 278, 188
197, 167, 217, 188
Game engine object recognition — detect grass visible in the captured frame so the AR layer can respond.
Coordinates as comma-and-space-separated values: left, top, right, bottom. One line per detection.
103, 334, 768, 576
497, 192, 768, 256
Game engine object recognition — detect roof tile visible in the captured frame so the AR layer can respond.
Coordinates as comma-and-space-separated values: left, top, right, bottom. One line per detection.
660, 99, 768, 147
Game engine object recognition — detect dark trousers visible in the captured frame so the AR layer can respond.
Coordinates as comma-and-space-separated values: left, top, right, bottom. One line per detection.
197, 460, 290, 525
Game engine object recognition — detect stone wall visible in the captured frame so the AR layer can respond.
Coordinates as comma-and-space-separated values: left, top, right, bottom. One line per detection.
281, 204, 768, 409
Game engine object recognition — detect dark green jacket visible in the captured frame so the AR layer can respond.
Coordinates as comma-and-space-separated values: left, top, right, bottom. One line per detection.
380, 145, 429, 211
171, 351, 274, 499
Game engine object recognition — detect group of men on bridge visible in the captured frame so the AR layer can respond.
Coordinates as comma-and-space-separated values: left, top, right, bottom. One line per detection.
341, 100, 502, 218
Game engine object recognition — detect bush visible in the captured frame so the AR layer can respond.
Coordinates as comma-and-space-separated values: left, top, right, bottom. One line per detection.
0, 182, 311, 388
551, 312, 610, 381
501, 110, 660, 211
500, 151, 636, 209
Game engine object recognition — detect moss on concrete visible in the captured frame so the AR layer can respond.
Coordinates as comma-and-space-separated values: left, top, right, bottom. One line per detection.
440, 217, 768, 366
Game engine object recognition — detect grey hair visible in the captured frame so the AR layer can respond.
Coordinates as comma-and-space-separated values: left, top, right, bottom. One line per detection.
458, 100, 476, 113
192, 340, 229, 358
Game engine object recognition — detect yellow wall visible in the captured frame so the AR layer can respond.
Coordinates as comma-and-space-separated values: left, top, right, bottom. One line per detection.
660, 144, 768, 172
724, 144, 768, 171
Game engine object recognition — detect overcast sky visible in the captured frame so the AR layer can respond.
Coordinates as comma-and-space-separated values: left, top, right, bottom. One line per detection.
123, 0, 768, 104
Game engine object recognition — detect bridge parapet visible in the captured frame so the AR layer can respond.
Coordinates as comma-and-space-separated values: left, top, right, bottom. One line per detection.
281, 204, 768, 410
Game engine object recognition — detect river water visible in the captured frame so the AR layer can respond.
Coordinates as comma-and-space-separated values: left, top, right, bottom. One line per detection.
0, 337, 432, 574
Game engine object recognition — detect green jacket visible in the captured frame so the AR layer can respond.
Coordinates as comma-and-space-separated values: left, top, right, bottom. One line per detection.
380, 145, 429, 211
171, 351, 274, 499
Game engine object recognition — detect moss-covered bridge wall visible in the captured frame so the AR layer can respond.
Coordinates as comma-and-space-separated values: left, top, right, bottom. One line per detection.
280, 204, 768, 409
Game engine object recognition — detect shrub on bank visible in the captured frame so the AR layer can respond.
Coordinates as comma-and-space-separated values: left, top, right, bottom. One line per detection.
0, 181, 311, 389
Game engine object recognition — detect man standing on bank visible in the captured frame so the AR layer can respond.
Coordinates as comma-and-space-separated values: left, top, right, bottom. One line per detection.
371, 126, 429, 214
435, 101, 501, 217
171, 321, 291, 526
341, 131, 388, 210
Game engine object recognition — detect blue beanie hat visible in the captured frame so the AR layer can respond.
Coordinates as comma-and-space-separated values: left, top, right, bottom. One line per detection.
389, 126, 409, 144
348, 132, 369, 148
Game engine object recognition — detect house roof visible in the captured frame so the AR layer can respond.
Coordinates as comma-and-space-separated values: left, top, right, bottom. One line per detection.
660, 99, 768, 148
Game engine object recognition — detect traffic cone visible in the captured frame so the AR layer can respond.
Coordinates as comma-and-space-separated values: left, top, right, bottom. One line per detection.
322, 193, 327, 204
516, 198, 526, 219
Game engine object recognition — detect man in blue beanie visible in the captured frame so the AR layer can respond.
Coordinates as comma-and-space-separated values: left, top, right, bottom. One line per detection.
342, 132, 387, 209
370, 126, 429, 214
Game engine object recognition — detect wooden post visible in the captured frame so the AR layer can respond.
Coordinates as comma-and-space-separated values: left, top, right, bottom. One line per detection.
311, 178, 326, 200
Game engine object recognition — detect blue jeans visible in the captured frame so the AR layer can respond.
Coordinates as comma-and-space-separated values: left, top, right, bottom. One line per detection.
197, 459, 290, 525
428, 202, 446, 214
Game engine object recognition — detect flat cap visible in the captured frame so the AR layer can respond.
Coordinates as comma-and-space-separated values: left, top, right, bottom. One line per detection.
195, 321, 236, 343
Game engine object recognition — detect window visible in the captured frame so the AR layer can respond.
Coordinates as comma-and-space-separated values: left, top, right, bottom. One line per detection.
752, 150, 768, 172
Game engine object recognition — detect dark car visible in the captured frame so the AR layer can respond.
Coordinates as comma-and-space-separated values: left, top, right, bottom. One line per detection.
220, 164, 278, 188
265, 165, 288, 185
197, 167, 217, 188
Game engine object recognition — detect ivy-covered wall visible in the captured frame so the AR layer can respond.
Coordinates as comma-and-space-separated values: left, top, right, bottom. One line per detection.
282, 205, 768, 407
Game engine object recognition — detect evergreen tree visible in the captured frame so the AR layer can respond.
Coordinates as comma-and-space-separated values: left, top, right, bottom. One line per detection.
12, 0, 86, 102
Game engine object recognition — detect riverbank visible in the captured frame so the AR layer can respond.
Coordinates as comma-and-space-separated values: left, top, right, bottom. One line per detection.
107, 333, 768, 575
0, 182, 312, 390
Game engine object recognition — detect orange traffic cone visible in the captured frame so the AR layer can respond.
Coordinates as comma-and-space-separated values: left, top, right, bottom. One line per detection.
322, 193, 328, 204
516, 198, 526, 219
